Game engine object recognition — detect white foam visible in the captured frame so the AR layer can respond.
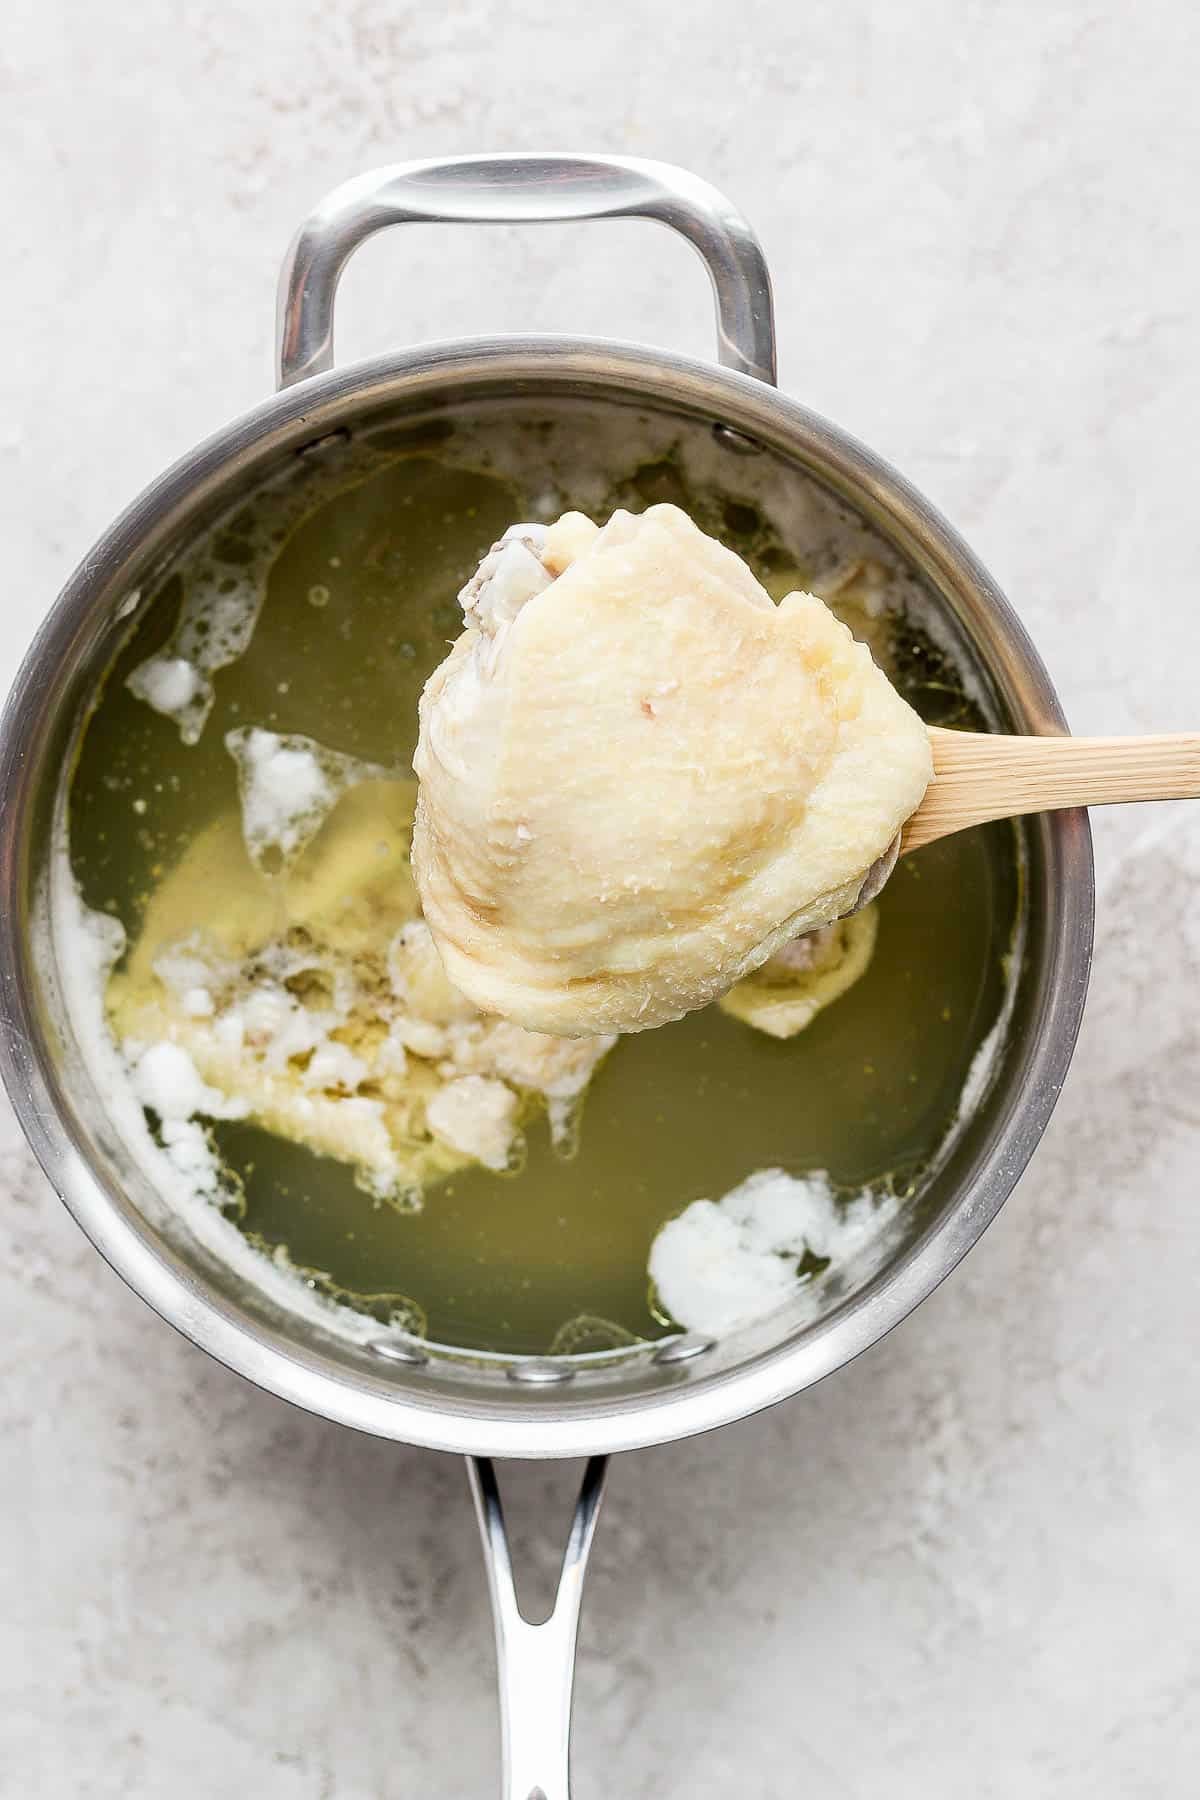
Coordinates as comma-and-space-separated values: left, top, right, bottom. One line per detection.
126, 655, 202, 719
650, 1167, 898, 1337
224, 728, 389, 872
45, 836, 408, 1347
128, 1041, 248, 1123
425, 1075, 520, 1171
303, 1040, 369, 1093
226, 729, 333, 867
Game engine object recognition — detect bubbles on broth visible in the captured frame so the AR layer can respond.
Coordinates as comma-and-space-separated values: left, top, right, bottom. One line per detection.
125, 441, 367, 745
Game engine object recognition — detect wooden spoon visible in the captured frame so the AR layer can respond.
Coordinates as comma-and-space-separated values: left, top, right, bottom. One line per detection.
901, 728, 1200, 854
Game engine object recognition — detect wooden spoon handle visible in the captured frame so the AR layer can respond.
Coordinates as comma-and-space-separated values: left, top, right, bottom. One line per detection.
901, 727, 1200, 854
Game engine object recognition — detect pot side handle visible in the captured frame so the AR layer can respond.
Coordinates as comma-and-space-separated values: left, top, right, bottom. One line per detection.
467, 1453, 609, 1800
275, 153, 776, 390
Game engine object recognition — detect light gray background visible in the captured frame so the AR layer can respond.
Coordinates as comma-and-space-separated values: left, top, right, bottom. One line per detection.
5, 3, 1200, 1795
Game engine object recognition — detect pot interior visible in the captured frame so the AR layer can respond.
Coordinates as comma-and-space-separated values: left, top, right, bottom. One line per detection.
2, 350, 1088, 1453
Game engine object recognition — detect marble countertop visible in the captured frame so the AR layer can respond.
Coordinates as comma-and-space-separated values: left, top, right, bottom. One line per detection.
5, 4, 1199, 1794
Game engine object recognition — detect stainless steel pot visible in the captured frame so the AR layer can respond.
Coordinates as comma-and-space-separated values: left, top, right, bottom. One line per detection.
0, 154, 1094, 1798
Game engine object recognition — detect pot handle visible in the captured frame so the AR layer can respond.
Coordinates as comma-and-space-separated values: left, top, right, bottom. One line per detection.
276, 153, 776, 390
466, 1453, 609, 1800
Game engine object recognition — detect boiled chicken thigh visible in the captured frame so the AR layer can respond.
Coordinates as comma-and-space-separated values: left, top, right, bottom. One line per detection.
413, 504, 932, 1036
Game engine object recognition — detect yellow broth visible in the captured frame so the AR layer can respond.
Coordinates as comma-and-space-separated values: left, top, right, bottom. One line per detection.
69, 407, 1020, 1355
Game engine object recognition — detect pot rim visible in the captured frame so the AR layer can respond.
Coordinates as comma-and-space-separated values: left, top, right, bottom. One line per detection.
0, 335, 1095, 1457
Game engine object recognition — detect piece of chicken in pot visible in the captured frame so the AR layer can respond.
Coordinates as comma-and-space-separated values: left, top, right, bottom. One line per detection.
413, 504, 932, 1037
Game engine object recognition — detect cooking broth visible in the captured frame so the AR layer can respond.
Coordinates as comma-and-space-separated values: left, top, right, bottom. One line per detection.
67, 401, 1021, 1356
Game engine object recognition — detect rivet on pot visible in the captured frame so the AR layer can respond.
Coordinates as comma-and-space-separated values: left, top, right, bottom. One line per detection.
712, 422, 763, 456
653, 1333, 716, 1366
507, 1359, 577, 1386
368, 1337, 429, 1367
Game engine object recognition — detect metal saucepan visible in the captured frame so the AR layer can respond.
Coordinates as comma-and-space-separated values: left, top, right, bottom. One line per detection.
0, 154, 1093, 1797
